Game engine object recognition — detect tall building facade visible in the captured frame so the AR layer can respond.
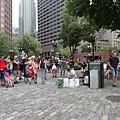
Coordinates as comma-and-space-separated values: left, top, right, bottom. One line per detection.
95, 28, 112, 51
0, 0, 12, 42
112, 30, 120, 47
38, 0, 66, 56
19, 0, 36, 36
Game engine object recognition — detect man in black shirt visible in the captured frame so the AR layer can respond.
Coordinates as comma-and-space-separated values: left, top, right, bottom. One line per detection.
108, 53, 119, 87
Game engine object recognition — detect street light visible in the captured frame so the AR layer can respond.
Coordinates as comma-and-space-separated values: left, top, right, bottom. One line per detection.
40, 52, 42, 57
52, 40, 58, 57
99, 51, 101, 61
87, 44, 92, 53
90, 33, 96, 62
9, 49, 14, 60
18, 47, 23, 52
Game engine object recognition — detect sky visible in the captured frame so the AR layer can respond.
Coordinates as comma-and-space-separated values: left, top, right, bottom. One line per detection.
12, 0, 37, 28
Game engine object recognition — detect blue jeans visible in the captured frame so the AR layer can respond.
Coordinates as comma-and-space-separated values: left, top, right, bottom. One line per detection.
111, 69, 118, 76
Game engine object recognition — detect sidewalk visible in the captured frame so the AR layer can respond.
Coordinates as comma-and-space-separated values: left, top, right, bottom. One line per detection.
0, 70, 120, 120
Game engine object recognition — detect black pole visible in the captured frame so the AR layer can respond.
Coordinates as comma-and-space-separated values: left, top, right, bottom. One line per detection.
92, 42, 94, 62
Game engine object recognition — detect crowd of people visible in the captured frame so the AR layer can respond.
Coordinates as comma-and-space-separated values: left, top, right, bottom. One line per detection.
0, 52, 119, 87
0, 54, 77, 87
79, 52, 120, 87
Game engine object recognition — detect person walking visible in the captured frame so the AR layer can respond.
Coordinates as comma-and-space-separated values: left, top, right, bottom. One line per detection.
108, 53, 119, 87
60, 56, 66, 77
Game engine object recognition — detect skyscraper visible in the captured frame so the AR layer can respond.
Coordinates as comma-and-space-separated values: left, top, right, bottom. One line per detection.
0, 0, 12, 42
37, 0, 66, 56
19, 0, 36, 36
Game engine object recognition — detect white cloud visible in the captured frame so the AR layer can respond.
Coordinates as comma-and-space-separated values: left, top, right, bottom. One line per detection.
12, 0, 37, 28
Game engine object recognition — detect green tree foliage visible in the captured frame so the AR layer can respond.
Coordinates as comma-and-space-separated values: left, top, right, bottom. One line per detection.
17, 33, 42, 56
0, 31, 10, 56
58, 8, 83, 56
67, 0, 120, 31
81, 44, 92, 53
98, 47, 110, 52
57, 43, 70, 57
58, 6, 98, 57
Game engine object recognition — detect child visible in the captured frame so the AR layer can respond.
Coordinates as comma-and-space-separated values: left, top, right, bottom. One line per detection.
25, 63, 32, 84
4, 69, 14, 87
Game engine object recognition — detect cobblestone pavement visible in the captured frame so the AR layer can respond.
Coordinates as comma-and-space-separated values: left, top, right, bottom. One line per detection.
0, 70, 120, 120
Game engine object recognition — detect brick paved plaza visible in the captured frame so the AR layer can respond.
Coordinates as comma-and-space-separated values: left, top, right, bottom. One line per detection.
0, 70, 120, 120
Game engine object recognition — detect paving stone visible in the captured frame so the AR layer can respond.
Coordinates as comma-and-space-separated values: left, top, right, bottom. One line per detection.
0, 70, 120, 120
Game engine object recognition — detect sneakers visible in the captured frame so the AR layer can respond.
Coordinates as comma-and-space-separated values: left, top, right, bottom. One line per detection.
112, 84, 118, 87
14, 81, 19, 84
34, 81, 37, 84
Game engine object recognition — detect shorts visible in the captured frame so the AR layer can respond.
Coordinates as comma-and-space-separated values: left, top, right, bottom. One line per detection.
13, 70, 18, 76
34, 73, 37, 77
26, 74, 30, 78
111, 69, 118, 76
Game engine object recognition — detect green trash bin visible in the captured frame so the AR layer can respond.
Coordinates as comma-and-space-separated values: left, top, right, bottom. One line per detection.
58, 78, 63, 88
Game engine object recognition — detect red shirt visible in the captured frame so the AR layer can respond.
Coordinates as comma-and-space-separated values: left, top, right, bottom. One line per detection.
0, 59, 7, 70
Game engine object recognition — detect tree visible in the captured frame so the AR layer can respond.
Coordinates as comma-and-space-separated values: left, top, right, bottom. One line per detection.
58, 6, 98, 57
31, 40, 42, 56
17, 33, 42, 56
58, 8, 96, 55
81, 44, 92, 53
0, 31, 10, 56
97, 47, 110, 52
58, 8, 84, 57
67, 0, 120, 31
57, 43, 70, 57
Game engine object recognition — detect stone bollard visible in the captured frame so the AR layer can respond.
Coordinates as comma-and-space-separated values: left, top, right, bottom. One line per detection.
37, 69, 45, 84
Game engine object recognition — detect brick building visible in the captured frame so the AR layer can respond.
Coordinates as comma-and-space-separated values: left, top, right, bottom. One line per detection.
0, 0, 12, 42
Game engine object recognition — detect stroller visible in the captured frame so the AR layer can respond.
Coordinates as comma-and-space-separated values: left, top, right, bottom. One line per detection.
4, 69, 14, 88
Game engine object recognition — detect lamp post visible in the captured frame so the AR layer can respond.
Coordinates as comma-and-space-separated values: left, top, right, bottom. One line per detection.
9, 49, 14, 60
87, 44, 91, 53
52, 40, 58, 57
40, 52, 42, 57
100, 51, 101, 61
90, 33, 96, 62
18, 47, 22, 52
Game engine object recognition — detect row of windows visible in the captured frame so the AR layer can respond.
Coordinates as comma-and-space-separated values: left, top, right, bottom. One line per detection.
38, 4, 64, 16
39, 29, 60, 35
38, 31, 60, 39
38, 9, 61, 20
39, 23, 61, 32
39, 19, 61, 28
38, 0, 63, 9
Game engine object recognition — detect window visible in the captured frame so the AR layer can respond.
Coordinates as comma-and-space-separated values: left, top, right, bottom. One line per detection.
1, 2, 4, 6
1, 7, 4, 11
1, 24, 4, 27
1, 18, 4, 22
1, 13, 4, 16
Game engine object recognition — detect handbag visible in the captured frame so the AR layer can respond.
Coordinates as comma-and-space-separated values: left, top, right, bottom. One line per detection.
52, 64, 56, 70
